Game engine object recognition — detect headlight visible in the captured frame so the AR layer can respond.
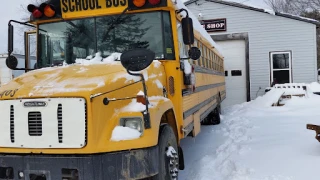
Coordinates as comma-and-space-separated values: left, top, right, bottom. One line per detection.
120, 117, 143, 133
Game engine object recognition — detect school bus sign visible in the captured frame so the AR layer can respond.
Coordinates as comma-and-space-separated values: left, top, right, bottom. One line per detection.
60, 0, 128, 18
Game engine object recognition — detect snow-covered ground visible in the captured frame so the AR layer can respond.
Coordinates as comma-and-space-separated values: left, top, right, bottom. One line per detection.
180, 89, 320, 180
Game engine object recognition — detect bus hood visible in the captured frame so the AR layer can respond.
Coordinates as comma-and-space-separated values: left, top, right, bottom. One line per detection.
0, 62, 147, 100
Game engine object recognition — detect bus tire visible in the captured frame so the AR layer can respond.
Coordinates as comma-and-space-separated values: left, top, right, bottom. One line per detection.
154, 124, 179, 180
210, 106, 221, 125
202, 96, 221, 125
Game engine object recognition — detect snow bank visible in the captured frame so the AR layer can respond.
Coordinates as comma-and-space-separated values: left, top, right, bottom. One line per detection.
249, 88, 284, 107
248, 82, 320, 108
283, 93, 320, 107
282, 88, 306, 95
180, 85, 320, 180
110, 126, 141, 141
308, 82, 320, 92
271, 82, 320, 94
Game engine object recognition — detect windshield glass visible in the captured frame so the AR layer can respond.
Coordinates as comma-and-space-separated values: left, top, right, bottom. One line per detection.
38, 11, 175, 67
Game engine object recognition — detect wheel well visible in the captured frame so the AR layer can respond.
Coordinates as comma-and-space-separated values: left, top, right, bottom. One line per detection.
160, 109, 179, 143
159, 109, 185, 170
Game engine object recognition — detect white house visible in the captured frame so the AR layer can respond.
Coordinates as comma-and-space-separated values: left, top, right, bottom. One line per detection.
185, 0, 319, 108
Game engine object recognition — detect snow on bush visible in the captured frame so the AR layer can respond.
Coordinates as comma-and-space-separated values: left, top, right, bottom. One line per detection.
249, 88, 285, 107
76, 52, 121, 65
103, 53, 122, 63
110, 126, 141, 141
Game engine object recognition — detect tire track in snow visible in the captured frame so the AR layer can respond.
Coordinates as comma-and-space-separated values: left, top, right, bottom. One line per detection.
212, 114, 254, 180
186, 106, 255, 180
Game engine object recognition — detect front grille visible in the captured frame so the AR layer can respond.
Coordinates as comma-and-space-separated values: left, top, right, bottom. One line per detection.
28, 112, 43, 136
57, 104, 63, 143
10, 105, 14, 143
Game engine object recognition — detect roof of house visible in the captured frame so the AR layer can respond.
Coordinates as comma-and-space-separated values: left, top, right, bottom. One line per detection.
184, 0, 320, 26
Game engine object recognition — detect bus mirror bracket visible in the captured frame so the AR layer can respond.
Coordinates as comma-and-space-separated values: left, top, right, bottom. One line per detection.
176, 9, 201, 60
120, 49, 155, 129
177, 9, 195, 45
7, 20, 38, 71
8, 24, 13, 56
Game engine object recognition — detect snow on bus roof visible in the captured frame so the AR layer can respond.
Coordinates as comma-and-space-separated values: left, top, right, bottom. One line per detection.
174, 0, 224, 57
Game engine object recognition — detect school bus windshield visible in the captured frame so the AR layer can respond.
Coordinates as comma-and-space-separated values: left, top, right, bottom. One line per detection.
37, 11, 175, 67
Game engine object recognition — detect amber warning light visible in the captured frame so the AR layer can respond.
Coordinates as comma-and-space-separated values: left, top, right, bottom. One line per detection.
129, 0, 164, 10
27, 3, 56, 19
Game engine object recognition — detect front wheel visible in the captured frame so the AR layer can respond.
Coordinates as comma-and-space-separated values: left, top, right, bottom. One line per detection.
154, 125, 179, 180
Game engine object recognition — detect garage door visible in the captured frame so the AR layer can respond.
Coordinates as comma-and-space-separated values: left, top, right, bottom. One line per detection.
216, 40, 247, 109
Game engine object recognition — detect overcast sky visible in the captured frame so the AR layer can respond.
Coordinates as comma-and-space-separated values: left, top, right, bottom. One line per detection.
0, 0, 269, 54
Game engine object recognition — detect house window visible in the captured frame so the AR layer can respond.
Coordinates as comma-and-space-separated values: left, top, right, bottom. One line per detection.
270, 51, 292, 85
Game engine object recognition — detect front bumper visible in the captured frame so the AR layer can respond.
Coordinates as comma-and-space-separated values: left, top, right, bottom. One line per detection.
0, 146, 159, 180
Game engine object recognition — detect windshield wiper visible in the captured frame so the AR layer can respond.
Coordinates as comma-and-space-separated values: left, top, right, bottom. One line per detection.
102, 7, 129, 42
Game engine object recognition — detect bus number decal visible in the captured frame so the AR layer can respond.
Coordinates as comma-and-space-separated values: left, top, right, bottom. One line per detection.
0, 89, 19, 98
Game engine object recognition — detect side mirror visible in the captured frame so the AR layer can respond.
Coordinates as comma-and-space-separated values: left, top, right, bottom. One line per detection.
6, 55, 18, 69
181, 17, 195, 45
120, 49, 155, 71
8, 25, 14, 54
120, 48, 155, 129
188, 47, 201, 60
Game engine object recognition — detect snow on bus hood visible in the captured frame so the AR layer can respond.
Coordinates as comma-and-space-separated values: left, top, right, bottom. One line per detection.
0, 53, 158, 99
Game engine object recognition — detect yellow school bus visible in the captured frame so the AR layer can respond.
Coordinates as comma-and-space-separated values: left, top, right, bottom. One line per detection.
0, 0, 225, 179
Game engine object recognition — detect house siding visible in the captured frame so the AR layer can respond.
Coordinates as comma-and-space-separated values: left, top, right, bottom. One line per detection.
186, 1, 317, 99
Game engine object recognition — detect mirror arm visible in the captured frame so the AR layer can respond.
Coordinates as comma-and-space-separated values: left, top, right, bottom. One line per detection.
8, 20, 47, 33
176, 8, 189, 18
176, 9, 194, 47
7, 20, 42, 71
126, 69, 151, 129
8, 24, 13, 56
9, 20, 36, 29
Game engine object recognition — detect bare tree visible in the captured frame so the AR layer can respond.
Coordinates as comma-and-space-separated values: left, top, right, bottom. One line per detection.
264, 0, 312, 14
12, 0, 46, 55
